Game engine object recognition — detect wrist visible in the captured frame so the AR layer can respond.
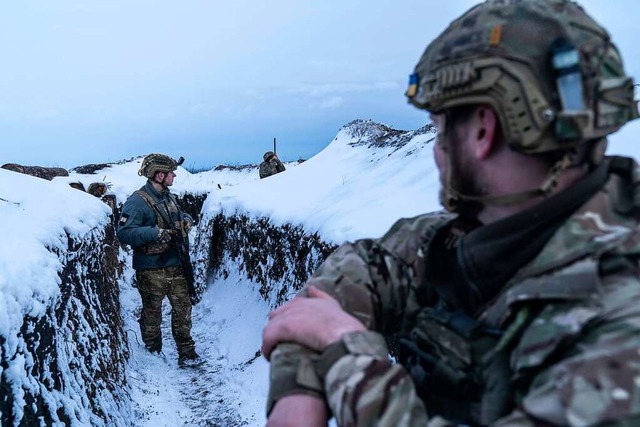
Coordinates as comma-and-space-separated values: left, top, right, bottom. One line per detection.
267, 344, 326, 416
315, 340, 349, 380
315, 331, 389, 380
321, 324, 366, 349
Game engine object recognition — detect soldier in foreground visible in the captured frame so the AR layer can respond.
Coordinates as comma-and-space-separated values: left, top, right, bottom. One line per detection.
262, 0, 640, 425
117, 154, 199, 367
259, 151, 286, 179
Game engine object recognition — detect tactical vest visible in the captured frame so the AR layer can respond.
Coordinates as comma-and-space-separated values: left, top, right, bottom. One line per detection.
397, 259, 625, 426
398, 307, 513, 425
398, 156, 640, 426
134, 189, 184, 255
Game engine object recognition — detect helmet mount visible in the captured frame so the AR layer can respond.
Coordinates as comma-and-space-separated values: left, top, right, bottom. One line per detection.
407, 0, 638, 213
138, 154, 183, 180
407, 0, 638, 156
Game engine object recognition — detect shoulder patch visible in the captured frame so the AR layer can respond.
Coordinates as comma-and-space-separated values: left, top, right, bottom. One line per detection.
119, 214, 130, 225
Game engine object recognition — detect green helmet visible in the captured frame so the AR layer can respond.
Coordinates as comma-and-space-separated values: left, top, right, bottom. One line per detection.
138, 154, 183, 179
406, 0, 638, 155
263, 151, 275, 162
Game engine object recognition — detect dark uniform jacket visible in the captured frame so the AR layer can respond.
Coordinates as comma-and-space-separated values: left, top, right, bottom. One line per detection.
268, 156, 640, 426
117, 181, 191, 270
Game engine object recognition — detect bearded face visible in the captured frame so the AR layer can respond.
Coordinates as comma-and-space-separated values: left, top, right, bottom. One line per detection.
432, 109, 486, 218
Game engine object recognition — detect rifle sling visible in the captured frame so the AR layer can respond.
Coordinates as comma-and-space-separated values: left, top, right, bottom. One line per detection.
135, 189, 175, 230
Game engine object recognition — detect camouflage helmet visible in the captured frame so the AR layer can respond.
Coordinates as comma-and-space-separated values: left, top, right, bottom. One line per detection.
138, 154, 182, 179
406, 0, 638, 155
263, 151, 275, 162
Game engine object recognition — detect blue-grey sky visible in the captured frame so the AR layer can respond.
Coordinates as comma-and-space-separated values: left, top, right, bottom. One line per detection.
0, 0, 639, 169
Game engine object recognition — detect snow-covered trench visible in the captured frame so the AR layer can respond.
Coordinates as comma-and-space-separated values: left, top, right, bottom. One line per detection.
122, 206, 337, 426
0, 220, 131, 426
0, 160, 330, 425
1, 120, 439, 425
122, 121, 440, 425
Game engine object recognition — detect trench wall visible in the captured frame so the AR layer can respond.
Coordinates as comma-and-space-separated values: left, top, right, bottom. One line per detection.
193, 213, 338, 307
0, 192, 207, 426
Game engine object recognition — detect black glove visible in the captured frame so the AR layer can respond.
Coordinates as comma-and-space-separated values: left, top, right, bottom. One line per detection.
156, 228, 177, 244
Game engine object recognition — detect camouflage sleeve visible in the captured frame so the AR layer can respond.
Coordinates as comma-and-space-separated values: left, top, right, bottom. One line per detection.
492, 267, 640, 426
275, 159, 286, 173
182, 212, 194, 224
259, 162, 270, 179
267, 217, 427, 414
319, 266, 640, 426
319, 331, 431, 427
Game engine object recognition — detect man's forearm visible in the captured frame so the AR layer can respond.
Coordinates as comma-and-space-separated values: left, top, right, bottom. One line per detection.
266, 235, 416, 417
267, 343, 325, 415
321, 331, 429, 427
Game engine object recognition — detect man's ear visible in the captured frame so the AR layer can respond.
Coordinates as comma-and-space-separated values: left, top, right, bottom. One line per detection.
474, 105, 499, 160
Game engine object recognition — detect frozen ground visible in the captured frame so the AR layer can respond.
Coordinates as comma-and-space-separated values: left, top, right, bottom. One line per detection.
121, 260, 270, 426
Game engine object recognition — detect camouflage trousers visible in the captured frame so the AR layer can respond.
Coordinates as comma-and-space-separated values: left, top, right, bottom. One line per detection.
135, 266, 195, 357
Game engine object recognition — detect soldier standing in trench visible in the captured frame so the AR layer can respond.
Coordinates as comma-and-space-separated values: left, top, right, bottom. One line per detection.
261, 0, 640, 425
117, 153, 200, 367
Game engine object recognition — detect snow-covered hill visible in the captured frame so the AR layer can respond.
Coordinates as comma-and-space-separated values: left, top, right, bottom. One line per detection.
203, 119, 439, 244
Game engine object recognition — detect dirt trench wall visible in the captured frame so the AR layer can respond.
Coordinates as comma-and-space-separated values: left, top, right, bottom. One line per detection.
193, 213, 338, 306
0, 223, 131, 426
177, 193, 207, 226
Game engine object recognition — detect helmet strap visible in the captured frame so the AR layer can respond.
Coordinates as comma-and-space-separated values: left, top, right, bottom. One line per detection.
445, 153, 573, 210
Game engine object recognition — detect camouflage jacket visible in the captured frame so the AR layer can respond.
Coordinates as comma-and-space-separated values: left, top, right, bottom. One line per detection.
268, 156, 640, 426
259, 158, 286, 179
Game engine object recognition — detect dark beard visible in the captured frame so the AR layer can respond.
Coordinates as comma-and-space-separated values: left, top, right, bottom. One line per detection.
440, 130, 484, 219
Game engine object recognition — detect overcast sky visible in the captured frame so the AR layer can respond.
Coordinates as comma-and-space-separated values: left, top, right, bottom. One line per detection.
0, 0, 638, 169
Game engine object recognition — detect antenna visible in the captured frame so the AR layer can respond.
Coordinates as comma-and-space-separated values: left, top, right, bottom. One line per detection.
273, 137, 277, 154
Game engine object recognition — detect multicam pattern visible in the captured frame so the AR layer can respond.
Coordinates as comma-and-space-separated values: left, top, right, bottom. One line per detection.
267, 159, 640, 426
137, 153, 179, 179
408, 0, 638, 153
259, 158, 286, 179
136, 265, 195, 357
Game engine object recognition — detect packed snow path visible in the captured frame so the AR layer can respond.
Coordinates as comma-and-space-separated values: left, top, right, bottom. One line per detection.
121, 268, 270, 426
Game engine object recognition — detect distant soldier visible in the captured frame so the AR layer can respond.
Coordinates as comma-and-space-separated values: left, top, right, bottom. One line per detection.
259, 151, 286, 179
262, 1, 640, 426
117, 154, 199, 367
87, 182, 107, 198
86, 181, 119, 222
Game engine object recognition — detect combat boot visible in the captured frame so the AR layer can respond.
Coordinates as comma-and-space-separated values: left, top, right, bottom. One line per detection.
178, 349, 201, 368
146, 345, 162, 355
144, 339, 162, 354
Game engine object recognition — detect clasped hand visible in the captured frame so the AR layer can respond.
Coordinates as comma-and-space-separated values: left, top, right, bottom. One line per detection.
156, 227, 177, 244
261, 285, 366, 360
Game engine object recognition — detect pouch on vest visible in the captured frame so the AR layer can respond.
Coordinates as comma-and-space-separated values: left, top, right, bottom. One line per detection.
134, 242, 171, 255
398, 307, 508, 425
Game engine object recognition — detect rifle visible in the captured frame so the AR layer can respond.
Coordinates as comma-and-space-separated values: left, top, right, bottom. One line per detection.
168, 217, 198, 305
137, 189, 199, 305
